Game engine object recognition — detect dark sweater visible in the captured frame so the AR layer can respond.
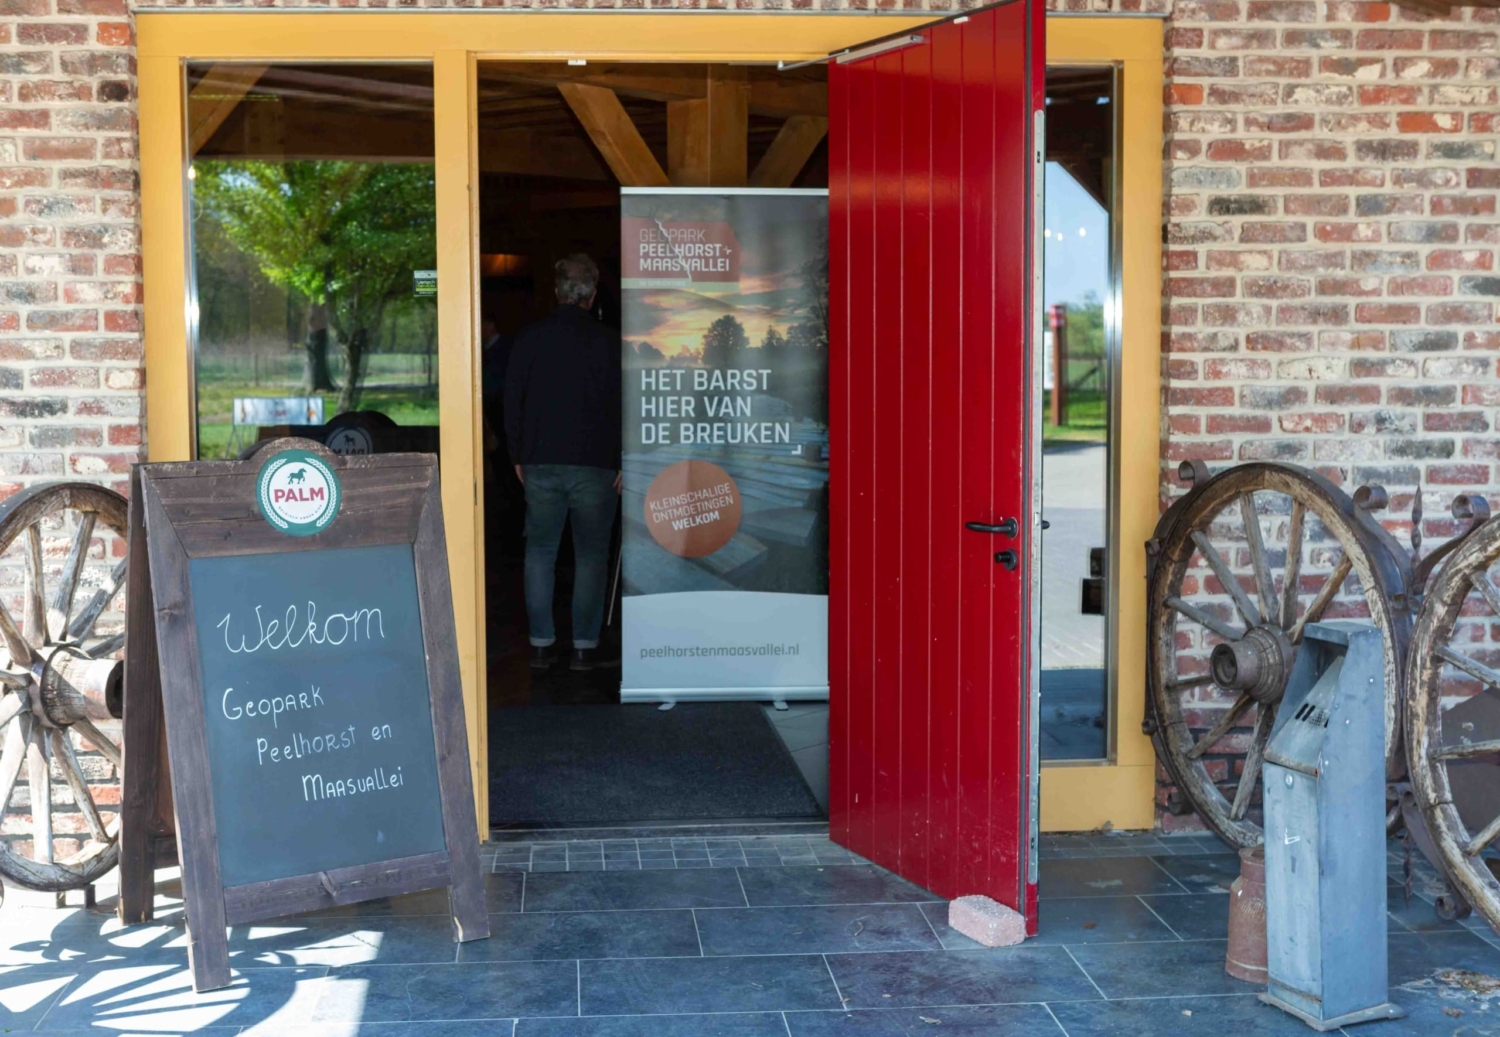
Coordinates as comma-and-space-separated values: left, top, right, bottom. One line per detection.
503, 305, 622, 470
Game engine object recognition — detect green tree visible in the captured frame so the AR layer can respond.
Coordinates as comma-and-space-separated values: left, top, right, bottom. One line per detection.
195, 160, 437, 411
701, 314, 749, 370
761, 325, 786, 359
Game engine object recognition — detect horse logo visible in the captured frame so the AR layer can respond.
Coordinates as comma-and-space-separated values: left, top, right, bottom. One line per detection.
287, 468, 307, 485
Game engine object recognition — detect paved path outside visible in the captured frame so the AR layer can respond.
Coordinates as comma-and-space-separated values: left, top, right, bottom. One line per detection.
0, 828, 1492, 1035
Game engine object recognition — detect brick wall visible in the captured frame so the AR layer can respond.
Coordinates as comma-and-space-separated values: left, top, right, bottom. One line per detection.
0, 0, 1496, 848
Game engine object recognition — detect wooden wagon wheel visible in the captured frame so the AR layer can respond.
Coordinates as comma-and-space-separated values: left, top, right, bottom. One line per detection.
1407, 513, 1500, 932
0, 482, 128, 891
1147, 462, 1411, 847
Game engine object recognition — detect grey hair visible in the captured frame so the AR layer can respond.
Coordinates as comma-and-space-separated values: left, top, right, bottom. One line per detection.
555, 253, 600, 305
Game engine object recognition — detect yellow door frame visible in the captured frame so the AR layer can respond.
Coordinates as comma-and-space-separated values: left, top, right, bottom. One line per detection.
136, 12, 1162, 837
1042, 17, 1164, 832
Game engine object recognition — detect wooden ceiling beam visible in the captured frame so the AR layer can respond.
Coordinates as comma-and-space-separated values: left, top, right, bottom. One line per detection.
188, 64, 270, 155
558, 82, 669, 187
707, 66, 749, 187
481, 63, 827, 119
750, 115, 827, 188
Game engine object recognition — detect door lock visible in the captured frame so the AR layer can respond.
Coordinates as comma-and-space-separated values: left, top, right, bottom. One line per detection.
994, 550, 1019, 571
966, 518, 1018, 537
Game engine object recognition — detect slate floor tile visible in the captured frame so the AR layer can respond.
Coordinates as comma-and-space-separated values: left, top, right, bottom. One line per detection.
1040, 857, 1186, 899
1048, 994, 1316, 1036
1148, 854, 1241, 894
580, 954, 841, 1015
459, 909, 700, 962
233, 919, 466, 968
517, 1013, 791, 1036
312, 960, 577, 1021
522, 868, 747, 912
1067, 939, 1254, 1000
1137, 893, 1231, 941
785, 1004, 1062, 1035
969, 895, 1178, 947
826, 947, 1099, 1008
1388, 887, 1466, 934
1387, 930, 1500, 985
247, 1023, 518, 1036
737, 865, 940, 907
1376, 966, 1500, 1037
695, 904, 941, 956
298, 871, 525, 918
35, 963, 326, 1032
0, 964, 75, 1029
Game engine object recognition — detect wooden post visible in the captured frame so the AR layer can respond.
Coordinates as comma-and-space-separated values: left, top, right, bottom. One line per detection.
666, 66, 750, 187
1049, 304, 1068, 429
750, 116, 829, 188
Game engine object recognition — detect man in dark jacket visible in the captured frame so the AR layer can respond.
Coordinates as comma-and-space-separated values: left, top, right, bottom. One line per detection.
504, 254, 621, 671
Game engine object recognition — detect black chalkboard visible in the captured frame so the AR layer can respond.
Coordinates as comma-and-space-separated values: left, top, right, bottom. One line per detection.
127, 441, 488, 993
189, 544, 447, 887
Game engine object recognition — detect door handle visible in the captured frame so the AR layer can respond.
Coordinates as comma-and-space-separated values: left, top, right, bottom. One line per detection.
965, 518, 1018, 537
995, 550, 1019, 571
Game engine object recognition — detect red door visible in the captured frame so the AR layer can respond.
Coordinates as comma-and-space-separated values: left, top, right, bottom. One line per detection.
828, 0, 1044, 931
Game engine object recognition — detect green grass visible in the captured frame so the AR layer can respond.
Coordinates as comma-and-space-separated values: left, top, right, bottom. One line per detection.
1043, 388, 1107, 444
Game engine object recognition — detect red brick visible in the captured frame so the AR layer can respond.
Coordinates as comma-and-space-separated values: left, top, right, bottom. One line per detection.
1247, 331, 1314, 351
17, 23, 89, 45
1167, 251, 1200, 272
1318, 384, 1383, 405
1278, 303, 1349, 325
1430, 464, 1493, 486
1281, 140, 1347, 162
16, 80, 91, 103
1355, 303, 1422, 323
1242, 222, 1309, 244
1430, 250, 1495, 272
1357, 29, 1425, 49
1389, 276, 1454, 295
1397, 112, 1465, 134
26, 311, 98, 333
1207, 140, 1273, 163
102, 310, 141, 333
1320, 168, 1384, 189
1429, 302, 1495, 324
1316, 222, 1382, 243
1281, 413, 1346, 434
30, 367, 100, 389
1325, 1, 1390, 19
1434, 196, 1497, 217
1251, 167, 1316, 189
1208, 414, 1274, 434
1280, 250, 1347, 273
1208, 250, 1274, 271
1248, 56, 1313, 78
97, 22, 132, 46
0, 110, 51, 131
1316, 277, 1383, 297
1168, 84, 1204, 105
1244, 113, 1316, 134
1286, 195, 1351, 217
1359, 85, 1423, 106
1169, 387, 1237, 407
1430, 31, 1500, 51
21, 138, 95, 162
1245, 276, 1312, 299
1169, 277, 1238, 298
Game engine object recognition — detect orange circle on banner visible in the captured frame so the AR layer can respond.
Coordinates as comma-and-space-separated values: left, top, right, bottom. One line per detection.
644, 460, 743, 558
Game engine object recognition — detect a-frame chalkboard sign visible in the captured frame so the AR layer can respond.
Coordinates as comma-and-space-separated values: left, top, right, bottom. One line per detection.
126, 439, 488, 991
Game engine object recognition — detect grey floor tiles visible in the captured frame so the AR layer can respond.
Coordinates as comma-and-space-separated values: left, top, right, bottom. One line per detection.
5, 828, 1499, 1036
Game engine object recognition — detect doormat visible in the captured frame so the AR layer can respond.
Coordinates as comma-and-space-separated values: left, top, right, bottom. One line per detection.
489, 702, 823, 825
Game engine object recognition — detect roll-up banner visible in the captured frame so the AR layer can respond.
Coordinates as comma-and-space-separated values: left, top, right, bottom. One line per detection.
620, 188, 829, 703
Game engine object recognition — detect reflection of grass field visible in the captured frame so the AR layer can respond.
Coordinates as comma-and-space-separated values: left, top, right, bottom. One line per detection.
1043, 389, 1106, 444
195, 360, 439, 458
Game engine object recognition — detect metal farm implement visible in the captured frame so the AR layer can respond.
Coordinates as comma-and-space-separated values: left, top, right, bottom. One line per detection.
1147, 460, 1500, 928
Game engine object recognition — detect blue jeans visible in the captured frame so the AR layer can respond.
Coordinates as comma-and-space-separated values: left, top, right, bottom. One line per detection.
523, 464, 617, 649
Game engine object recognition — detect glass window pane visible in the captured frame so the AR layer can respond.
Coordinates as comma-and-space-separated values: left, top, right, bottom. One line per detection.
187, 63, 438, 459
1041, 66, 1115, 762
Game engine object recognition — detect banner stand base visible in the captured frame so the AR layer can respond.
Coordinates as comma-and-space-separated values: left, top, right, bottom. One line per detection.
621, 686, 829, 705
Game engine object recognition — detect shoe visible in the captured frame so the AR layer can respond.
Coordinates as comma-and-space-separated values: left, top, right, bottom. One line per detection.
530, 645, 557, 670
570, 649, 595, 672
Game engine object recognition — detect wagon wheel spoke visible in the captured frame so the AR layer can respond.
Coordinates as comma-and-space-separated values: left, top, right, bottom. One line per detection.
1288, 556, 1353, 645
71, 717, 121, 770
1166, 595, 1245, 643
26, 728, 52, 864
0, 598, 33, 669
1190, 530, 1262, 629
50, 729, 109, 844
1464, 812, 1500, 858
1280, 500, 1305, 635
1169, 674, 1216, 692
67, 557, 127, 642
1436, 645, 1500, 694
47, 513, 95, 643
1469, 571, 1500, 618
1435, 739, 1500, 762
0, 670, 26, 691
1230, 703, 1275, 821
1239, 493, 1277, 626
0, 713, 31, 809
0, 693, 24, 728
83, 633, 124, 659
1186, 692, 1253, 761
22, 525, 46, 644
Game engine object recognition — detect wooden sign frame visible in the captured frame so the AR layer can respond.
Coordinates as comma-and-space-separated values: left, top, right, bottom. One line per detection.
125, 439, 488, 991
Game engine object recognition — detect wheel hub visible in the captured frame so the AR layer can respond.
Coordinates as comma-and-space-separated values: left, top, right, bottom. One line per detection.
1212, 625, 1296, 705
